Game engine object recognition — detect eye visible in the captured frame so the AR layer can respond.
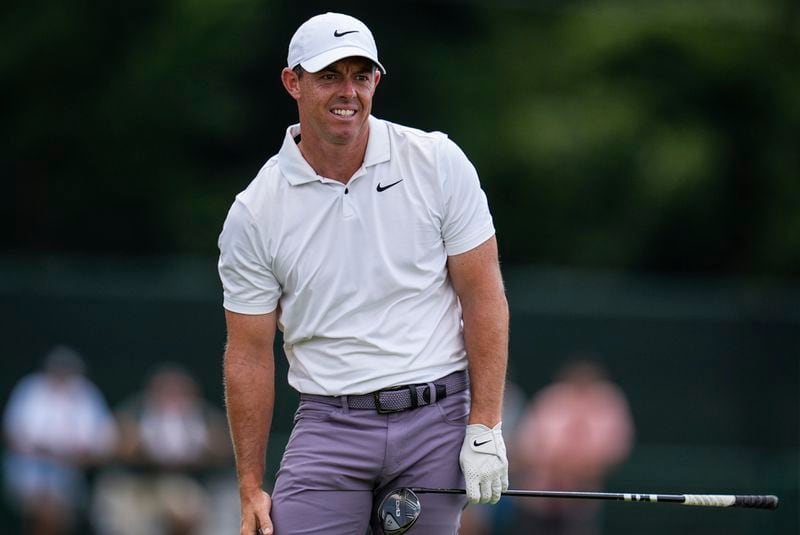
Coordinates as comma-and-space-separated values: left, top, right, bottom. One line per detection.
321, 73, 337, 81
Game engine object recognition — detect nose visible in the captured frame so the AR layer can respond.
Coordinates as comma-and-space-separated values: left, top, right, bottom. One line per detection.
338, 78, 357, 99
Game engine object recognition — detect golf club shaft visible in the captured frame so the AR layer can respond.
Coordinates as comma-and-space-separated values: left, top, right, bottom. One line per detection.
410, 488, 779, 510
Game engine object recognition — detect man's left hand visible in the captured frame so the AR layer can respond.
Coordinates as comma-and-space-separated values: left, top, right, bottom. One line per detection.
459, 422, 509, 504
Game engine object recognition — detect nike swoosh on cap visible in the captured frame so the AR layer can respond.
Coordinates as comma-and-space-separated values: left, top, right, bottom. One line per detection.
334, 30, 359, 37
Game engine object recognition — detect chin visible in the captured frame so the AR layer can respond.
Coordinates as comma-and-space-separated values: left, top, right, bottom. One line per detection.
327, 126, 362, 145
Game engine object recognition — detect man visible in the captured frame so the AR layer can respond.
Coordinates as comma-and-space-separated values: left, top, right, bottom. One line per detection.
512, 359, 633, 535
218, 12, 509, 535
90, 365, 231, 535
3, 345, 118, 535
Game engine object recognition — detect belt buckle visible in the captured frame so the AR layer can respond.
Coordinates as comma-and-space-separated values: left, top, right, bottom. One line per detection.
373, 388, 405, 414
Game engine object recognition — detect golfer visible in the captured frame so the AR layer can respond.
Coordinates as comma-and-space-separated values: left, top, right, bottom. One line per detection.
218, 12, 509, 534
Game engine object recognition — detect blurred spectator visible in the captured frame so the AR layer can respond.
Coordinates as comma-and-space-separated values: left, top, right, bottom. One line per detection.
2, 345, 118, 535
511, 359, 634, 535
91, 364, 230, 535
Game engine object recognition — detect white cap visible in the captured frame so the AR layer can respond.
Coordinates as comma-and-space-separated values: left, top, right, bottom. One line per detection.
288, 13, 386, 74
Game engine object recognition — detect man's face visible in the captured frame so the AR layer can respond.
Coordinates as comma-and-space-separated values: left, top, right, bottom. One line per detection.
285, 56, 380, 146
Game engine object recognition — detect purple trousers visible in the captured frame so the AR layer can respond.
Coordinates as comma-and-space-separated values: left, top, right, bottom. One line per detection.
271, 389, 470, 534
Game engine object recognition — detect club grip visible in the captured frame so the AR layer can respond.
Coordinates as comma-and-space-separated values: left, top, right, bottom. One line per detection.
734, 495, 779, 509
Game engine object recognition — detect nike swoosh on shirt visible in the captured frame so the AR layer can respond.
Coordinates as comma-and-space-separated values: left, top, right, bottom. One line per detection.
334, 30, 359, 37
473, 439, 492, 447
376, 179, 403, 192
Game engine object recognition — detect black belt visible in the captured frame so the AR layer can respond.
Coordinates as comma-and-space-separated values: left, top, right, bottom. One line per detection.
300, 370, 468, 414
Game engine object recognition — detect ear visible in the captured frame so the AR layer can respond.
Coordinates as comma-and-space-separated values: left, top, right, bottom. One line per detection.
281, 67, 302, 100
372, 69, 381, 92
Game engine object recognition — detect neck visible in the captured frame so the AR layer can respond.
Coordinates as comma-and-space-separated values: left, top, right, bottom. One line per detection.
297, 123, 370, 184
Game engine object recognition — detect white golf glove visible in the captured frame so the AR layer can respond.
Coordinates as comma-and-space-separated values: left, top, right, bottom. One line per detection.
459, 422, 509, 504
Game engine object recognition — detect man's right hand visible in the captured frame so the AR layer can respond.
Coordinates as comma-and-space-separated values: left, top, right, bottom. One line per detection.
239, 487, 273, 535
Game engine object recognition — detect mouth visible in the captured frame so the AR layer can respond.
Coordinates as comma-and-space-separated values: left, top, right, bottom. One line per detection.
331, 107, 357, 119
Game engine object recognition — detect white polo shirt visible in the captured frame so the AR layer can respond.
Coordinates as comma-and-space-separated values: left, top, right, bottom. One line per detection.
218, 116, 495, 395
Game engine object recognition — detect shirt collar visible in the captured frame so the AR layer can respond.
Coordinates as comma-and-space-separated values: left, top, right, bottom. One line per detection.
278, 115, 391, 186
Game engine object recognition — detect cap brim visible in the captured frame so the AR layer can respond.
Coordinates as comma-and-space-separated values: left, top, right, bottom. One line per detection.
300, 46, 386, 74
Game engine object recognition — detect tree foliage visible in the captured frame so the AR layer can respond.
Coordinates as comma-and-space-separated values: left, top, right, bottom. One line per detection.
5, 1, 799, 277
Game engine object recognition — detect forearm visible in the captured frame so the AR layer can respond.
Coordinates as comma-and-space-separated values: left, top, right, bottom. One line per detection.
447, 237, 510, 427
456, 265, 511, 504
224, 345, 275, 490
462, 287, 509, 426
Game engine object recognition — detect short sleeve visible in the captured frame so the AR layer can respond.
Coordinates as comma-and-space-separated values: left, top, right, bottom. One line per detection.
439, 138, 496, 256
217, 200, 281, 314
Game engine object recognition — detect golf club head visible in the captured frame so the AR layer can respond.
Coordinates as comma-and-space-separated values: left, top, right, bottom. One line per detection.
377, 488, 421, 535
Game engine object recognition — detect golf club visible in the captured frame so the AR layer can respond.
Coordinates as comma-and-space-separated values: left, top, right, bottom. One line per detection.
377, 487, 779, 535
